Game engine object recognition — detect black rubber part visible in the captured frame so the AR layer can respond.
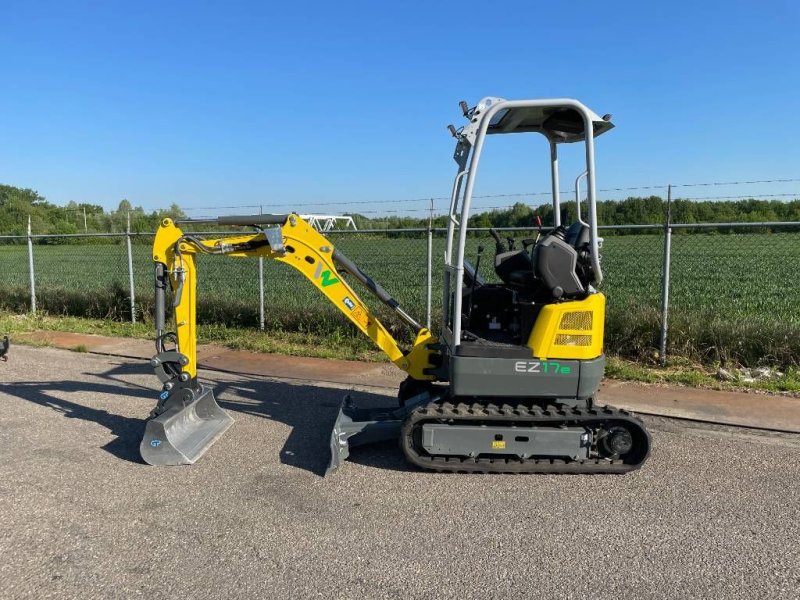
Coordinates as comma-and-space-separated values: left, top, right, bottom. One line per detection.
398, 377, 434, 406
216, 214, 289, 226
400, 401, 651, 474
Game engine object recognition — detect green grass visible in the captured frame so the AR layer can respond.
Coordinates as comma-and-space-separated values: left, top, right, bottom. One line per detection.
1, 229, 799, 366
606, 356, 800, 394
4, 311, 798, 395
0, 312, 383, 362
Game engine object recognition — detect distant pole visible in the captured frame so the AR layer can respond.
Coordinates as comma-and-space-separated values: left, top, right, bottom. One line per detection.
27, 215, 36, 314
83, 206, 88, 233
659, 185, 672, 366
126, 212, 137, 323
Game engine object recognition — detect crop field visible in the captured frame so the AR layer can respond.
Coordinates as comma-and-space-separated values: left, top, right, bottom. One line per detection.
1, 230, 798, 365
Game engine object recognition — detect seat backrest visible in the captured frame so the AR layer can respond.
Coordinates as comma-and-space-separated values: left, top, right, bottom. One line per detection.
564, 222, 590, 251
533, 226, 585, 299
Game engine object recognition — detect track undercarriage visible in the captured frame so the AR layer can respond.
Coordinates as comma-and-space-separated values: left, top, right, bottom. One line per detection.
401, 399, 650, 474
329, 393, 651, 475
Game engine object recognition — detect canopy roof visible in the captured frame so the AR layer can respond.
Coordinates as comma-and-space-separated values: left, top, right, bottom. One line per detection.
485, 101, 614, 143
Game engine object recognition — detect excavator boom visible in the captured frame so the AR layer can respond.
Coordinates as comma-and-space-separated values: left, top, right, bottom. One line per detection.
142, 214, 438, 466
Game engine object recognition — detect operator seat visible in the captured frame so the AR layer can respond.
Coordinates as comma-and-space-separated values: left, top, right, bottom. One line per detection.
565, 221, 590, 250
489, 222, 593, 296
493, 248, 535, 288
533, 222, 591, 299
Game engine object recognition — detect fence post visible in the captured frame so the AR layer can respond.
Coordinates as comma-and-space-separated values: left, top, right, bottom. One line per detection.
26, 215, 37, 314
258, 257, 265, 331
126, 212, 137, 323
659, 185, 672, 366
426, 198, 433, 330
258, 204, 265, 330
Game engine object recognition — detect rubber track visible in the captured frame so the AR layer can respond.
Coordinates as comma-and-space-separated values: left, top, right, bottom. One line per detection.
400, 401, 651, 474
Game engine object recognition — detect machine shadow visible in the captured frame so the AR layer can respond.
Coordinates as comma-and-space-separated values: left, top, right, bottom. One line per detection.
0, 378, 152, 463
209, 374, 413, 476
95, 360, 155, 390
0, 361, 412, 474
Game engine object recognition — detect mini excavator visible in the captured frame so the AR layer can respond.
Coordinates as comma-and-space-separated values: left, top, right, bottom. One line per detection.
141, 97, 651, 474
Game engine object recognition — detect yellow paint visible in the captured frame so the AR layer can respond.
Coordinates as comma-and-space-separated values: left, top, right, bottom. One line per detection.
153, 219, 198, 378
492, 440, 506, 449
527, 293, 605, 360
152, 216, 439, 382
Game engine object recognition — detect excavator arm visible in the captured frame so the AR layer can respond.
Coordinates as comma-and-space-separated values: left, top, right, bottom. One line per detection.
142, 214, 439, 466
152, 214, 438, 382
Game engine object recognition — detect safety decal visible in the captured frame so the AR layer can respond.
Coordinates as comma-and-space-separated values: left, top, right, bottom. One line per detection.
351, 307, 369, 329
343, 297, 356, 310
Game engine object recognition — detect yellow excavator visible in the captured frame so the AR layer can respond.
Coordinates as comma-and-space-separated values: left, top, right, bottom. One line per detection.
141, 96, 651, 474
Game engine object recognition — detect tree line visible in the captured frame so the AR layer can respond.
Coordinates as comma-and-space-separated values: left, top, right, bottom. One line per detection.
0, 184, 185, 240
2, 183, 798, 241
351, 196, 800, 230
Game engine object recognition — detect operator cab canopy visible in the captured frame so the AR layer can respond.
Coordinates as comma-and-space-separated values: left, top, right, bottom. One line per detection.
479, 97, 614, 142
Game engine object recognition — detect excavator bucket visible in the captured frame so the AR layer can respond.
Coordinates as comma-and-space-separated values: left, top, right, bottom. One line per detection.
140, 386, 234, 465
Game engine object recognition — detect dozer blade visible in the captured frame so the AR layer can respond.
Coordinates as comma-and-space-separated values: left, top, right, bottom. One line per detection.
326, 393, 437, 476
140, 386, 234, 465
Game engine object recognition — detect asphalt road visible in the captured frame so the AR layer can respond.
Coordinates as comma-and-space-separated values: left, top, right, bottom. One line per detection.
1, 346, 798, 599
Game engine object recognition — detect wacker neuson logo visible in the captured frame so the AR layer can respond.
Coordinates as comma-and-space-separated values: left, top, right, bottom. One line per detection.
314, 262, 340, 287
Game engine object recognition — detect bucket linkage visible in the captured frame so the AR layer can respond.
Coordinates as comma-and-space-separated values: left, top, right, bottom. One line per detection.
140, 261, 234, 465
140, 349, 233, 465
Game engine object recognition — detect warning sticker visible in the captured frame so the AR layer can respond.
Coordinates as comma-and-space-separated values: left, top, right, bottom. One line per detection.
351, 307, 369, 329
491, 440, 506, 449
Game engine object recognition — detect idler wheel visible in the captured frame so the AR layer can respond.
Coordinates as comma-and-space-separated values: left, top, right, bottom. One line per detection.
600, 426, 634, 458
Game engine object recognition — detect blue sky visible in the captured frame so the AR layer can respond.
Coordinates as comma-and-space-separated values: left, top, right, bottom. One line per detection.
1, 0, 798, 216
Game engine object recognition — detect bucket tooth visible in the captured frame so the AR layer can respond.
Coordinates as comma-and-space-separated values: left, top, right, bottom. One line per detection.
140, 386, 234, 465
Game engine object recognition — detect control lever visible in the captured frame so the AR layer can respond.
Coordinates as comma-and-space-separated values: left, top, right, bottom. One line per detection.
467, 245, 484, 319
522, 238, 537, 261
534, 214, 543, 245
506, 236, 516, 251
489, 228, 506, 253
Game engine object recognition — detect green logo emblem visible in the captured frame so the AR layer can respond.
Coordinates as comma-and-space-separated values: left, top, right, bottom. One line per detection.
314, 263, 340, 287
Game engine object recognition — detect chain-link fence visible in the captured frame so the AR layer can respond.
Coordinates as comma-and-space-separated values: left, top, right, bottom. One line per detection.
1, 221, 798, 366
